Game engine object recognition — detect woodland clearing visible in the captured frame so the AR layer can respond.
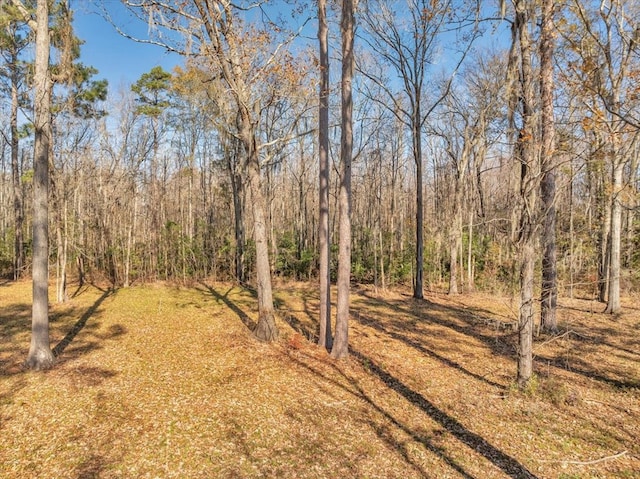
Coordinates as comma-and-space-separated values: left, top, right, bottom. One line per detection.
1, 280, 639, 478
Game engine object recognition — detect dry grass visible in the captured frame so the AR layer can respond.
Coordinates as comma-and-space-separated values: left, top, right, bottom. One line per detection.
1, 279, 639, 478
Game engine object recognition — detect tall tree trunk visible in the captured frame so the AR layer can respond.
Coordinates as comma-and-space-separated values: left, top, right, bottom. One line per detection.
10, 50, 24, 281
318, 0, 332, 349
597, 149, 611, 302
25, 0, 54, 370
513, 0, 537, 388
539, 0, 558, 333
625, 146, 638, 267
241, 124, 278, 342
332, 0, 356, 359
124, 192, 136, 288
413, 116, 424, 299
227, 140, 246, 285
605, 157, 624, 314
55, 202, 68, 303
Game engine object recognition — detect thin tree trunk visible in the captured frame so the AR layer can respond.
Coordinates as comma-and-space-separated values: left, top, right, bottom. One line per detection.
626, 146, 638, 267
25, 0, 54, 370
598, 170, 612, 302
513, 0, 537, 388
569, 158, 575, 299
466, 207, 475, 291
448, 230, 459, 294
605, 158, 624, 314
124, 193, 136, 288
332, 0, 356, 359
11, 53, 24, 281
539, 0, 558, 332
317, 0, 332, 350
229, 149, 246, 285
414, 117, 424, 299
518, 241, 535, 386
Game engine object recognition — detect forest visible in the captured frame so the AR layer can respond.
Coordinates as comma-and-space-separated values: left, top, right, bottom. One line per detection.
0, 0, 639, 477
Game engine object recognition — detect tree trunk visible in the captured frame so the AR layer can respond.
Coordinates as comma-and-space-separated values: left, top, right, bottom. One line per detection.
598, 167, 611, 302
228, 144, 246, 285
448, 229, 459, 295
241, 123, 277, 342
317, 0, 332, 350
513, 0, 537, 388
539, 0, 558, 333
518, 240, 535, 386
10, 51, 24, 281
605, 158, 624, 314
25, 0, 55, 370
413, 116, 424, 299
332, 0, 356, 359
466, 207, 475, 292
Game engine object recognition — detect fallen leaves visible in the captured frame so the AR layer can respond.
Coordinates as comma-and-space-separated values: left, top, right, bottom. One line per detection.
0, 281, 639, 478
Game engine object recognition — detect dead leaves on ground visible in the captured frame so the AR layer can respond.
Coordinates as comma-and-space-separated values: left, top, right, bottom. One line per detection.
1, 281, 638, 478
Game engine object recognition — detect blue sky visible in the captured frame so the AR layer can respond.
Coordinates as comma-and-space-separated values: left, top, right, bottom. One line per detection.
72, 2, 181, 89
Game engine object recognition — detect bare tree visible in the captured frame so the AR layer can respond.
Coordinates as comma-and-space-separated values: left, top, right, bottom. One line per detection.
118, 1, 313, 340
539, 0, 558, 332
507, 0, 539, 387
359, 0, 476, 299
560, 0, 640, 313
332, 0, 357, 359
317, 0, 332, 349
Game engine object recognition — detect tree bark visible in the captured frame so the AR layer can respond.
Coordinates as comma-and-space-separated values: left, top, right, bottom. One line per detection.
513, 0, 537, 388
332, 0, 356, 359
317, 0, 332, 350
242, 129, 278, 341
10, 47, 24, 281
413, 116, 424, 299
539, 0, 558, 333
605, 158, 624, 314
25, 0, 55, 370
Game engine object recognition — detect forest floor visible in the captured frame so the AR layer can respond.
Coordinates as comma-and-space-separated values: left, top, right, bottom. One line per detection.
0, 279, 639, 479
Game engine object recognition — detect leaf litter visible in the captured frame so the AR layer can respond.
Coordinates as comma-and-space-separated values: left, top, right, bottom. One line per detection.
0, 280, 638, 478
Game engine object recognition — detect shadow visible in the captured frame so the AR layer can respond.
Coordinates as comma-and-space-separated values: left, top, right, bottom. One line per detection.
536, 354, 640, 390
356, 291, 639, 393
70, 366, 119, 387
282, 309, 318, 342
355, 312, 506, 390
284, 349, 470, 478
349, 348, 538, 478
274, 294, 532, 477
76, 454, 107, 479
52, 288, 115, 358
0, 302, 32, 379
197, 282, 256, 331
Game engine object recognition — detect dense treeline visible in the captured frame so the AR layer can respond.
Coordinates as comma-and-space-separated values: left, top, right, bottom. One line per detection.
0, 1, 638, 371
1, 1, 638, 294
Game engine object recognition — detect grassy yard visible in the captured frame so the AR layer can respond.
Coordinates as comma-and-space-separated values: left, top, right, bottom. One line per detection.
1, 280, 639, 478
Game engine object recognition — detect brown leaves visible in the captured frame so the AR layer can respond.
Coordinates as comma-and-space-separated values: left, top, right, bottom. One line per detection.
1, 282, 639, 477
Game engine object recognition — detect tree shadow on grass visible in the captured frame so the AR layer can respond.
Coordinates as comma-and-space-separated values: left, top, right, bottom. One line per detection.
356, 292, 640, 392
197, 283, 257, 331
269, 310, 531, 476
53, 288, 118, 360
0, 302, 32, 377
285, 345, 534, 478
207, 286, 536, 477
348, 348, 538, 478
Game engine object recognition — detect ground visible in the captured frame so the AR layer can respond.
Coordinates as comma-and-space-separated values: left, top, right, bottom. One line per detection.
0, 279, 638, 478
